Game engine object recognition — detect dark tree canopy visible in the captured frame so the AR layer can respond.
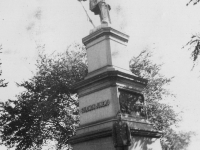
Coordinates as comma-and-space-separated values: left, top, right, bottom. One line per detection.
0, 44, 87, 150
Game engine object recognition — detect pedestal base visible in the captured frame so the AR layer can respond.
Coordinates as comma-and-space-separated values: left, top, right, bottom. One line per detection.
71, 132, 162, 150
72, 136, 114, 150
70, 118, 162, 150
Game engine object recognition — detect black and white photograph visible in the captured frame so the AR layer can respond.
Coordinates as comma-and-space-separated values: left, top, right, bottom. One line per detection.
0, 0, 200, 150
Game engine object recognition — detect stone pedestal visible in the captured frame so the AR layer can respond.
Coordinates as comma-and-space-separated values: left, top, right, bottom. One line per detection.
83, 26, 132, 78
69, 26, 162, 150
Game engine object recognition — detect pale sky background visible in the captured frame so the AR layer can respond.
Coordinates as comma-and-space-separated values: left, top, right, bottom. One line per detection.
0, 0, 200, 149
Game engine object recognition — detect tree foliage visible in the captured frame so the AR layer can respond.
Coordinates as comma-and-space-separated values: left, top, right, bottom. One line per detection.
185, 1, 200, 67
161, 129, 195, 150
130, 50, 177, 130
129, 49, 193, 150
0, 44, 87, 150
184, 34, 200, 68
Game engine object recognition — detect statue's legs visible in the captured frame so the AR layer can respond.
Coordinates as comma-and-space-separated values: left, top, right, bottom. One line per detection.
98, 2, 111, 24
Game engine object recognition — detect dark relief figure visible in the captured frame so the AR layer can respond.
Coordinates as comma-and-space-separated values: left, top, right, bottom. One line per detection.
89, 0, 111, 24
112, 113, 131, 150
119, 90, 146, 117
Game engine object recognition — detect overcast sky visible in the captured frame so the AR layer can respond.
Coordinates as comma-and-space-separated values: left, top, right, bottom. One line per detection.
1, 0, 200, 149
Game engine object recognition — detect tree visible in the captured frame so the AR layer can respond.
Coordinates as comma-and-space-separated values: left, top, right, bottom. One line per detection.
0, 45, 7, 88
130, 50, 177, 130
184, 34, 200, 68
161, 129, 195, 150
0, 44, 87, 150
129, 49, 194, 150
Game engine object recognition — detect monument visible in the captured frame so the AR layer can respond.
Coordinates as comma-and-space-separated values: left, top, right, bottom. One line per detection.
70, 1, 162, 149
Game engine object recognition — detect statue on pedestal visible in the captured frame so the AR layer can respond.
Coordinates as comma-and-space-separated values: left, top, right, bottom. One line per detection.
112, 112, 131, 150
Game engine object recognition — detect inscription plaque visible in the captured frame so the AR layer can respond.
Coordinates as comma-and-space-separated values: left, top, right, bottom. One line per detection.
81, 99, 110, 113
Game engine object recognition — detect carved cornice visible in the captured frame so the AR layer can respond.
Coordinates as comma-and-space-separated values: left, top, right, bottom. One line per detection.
69, 126, 162, 145
130, 129, 162, 138
72, 70, 148, 93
